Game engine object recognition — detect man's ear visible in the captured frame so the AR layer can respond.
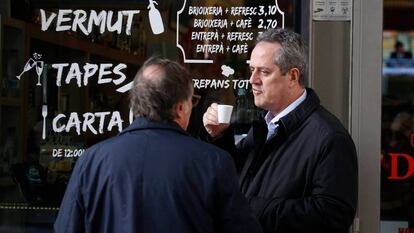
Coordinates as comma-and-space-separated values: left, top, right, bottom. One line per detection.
174, 102, 185, 120
288, 68, 300, 87
174, 100, 190, 130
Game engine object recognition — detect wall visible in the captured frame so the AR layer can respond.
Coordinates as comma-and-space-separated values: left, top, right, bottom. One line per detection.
309, 1, 383, 232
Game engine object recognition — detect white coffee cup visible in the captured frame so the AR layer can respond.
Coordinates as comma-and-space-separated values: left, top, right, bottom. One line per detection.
217, 104, 233, 124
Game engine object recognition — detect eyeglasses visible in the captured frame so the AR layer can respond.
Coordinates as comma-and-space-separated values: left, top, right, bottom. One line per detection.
192, 94, 201, 108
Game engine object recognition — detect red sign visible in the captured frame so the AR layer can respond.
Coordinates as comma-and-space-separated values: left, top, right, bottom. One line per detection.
389, 153, 414, 180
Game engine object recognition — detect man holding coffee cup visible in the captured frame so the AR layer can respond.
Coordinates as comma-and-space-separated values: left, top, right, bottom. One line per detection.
203, 28, 358, 233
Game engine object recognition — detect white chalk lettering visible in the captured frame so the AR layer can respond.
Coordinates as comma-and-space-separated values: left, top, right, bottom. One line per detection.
82, 112, 97, 135
122, 11, 139, 35
191, 31, 219, 41
98, 64, 113, 84
227, 32, 254, 41
231, 44, 249, 54
193, 19, 227, 28
72, 10, 88, 35
52, 63, 69, 86
235, 19, 252, 28
193, 79, 230, 89
63, 149, 85, 157
112, 63, 127, 85
196, 43, 224, 54
188, 6, 223, 16
66, 112, 81, 135
232, 80, 250, 89
52, 111, 123, 135
83, 63, 99, 86
51, 148, 84, 157
106, 11, 122, 34
51, 63, 127, 87
40, 9, 56, 31
56, 9, 72, 32
258, 19, 278, 30
88, 10, 106, 34
192, 79, 250, 89
108, 111, 123, 132
53, 114, 66, 133
52, 149, 63, 157
40, 9, 140, 35
66, 63, 82, 87
96, 112, 111, 134
230, 7, 257, 16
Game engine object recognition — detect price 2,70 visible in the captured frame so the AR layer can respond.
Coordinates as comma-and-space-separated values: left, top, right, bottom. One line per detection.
258, 19, 278, 30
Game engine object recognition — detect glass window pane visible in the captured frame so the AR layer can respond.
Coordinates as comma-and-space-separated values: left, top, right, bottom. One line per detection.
381, 26, 414, 233
0, 0, 304, 231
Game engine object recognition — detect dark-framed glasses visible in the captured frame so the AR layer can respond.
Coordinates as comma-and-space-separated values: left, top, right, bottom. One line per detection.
192, 94, 201, 108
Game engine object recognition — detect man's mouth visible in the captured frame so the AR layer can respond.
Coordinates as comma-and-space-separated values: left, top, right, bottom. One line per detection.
252, 87, 262, 95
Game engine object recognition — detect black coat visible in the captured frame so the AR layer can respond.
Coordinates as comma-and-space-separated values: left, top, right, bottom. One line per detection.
214, 88, 358, 233
54, 118, 262, 233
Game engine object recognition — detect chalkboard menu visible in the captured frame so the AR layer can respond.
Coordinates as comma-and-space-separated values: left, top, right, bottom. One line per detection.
0, 0, 300, 230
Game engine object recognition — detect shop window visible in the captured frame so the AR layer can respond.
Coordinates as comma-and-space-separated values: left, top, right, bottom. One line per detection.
381, 28, 414, 233
0, 0, 303, 231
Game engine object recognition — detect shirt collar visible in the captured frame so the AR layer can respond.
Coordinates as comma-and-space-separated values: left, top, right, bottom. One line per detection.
265, 89, 307, 125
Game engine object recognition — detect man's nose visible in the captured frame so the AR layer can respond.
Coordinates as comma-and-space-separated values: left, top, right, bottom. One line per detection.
249, 70, 259, 84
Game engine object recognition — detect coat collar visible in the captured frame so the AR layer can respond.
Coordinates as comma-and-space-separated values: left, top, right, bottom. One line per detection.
120, 117, 189, 136
254, 88, 320, 139
278, 88, 320, 136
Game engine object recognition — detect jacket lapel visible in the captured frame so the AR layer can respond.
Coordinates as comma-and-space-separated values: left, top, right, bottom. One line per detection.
239, 88, 321, 195
239, 120, 267, 193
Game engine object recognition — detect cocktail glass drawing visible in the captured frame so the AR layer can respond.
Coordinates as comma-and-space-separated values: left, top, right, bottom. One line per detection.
35, 61, 44, 86
16, 58, 36, 80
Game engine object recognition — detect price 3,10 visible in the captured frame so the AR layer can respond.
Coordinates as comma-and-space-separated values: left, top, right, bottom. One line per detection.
258, 5, 279, 16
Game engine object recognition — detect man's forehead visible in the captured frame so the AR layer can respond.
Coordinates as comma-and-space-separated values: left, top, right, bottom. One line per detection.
249, 57, 277, 69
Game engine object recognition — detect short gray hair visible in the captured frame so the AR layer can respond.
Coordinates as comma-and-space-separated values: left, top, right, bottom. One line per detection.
256, 28, 308, 85
129, 57, 193, 122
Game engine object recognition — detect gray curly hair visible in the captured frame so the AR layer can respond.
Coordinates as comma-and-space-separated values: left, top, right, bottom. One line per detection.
256, 28, 308, 85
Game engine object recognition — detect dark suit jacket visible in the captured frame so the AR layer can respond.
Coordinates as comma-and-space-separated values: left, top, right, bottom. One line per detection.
213, 89, 358, 233
54, 118, 262, 233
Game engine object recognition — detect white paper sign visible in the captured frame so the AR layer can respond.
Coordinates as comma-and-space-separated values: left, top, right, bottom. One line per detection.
313, 0, 352, 21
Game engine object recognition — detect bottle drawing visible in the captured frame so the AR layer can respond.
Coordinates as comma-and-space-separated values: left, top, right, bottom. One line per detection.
148, 0, 164, 35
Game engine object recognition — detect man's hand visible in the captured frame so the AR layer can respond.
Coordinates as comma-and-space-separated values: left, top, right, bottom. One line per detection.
203, 103, 230, 138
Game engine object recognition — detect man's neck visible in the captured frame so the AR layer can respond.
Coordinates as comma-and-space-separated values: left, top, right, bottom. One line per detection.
268, 88, 306, 122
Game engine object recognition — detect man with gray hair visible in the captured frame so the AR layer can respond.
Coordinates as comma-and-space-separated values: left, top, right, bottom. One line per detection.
54, 57, 262, 233
203, 28, 358, 233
